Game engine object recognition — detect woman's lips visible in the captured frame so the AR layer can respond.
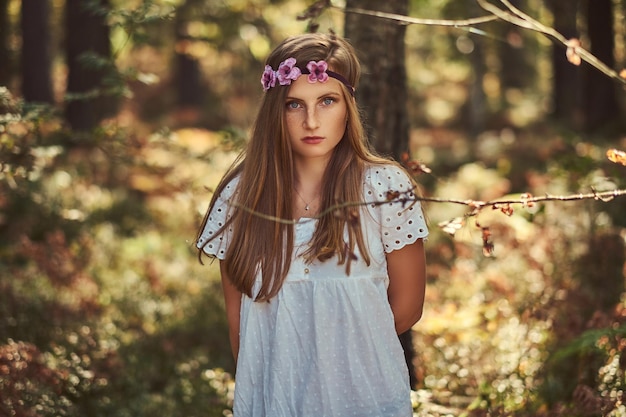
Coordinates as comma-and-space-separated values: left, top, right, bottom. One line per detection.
302, 136, 324, 144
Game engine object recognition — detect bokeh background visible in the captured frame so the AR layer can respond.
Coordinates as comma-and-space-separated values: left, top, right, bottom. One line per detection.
1, 0, 626, 416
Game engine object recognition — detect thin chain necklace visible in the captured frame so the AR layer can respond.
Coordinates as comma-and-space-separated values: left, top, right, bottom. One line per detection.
294, 187, 317, 211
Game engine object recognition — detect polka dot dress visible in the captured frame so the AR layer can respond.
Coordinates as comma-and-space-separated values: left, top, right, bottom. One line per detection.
197, 164, 428, 417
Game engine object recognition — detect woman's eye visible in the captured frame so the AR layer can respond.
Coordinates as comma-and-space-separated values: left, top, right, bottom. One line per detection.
286, 101, 301, 109
322, 97, 334, 106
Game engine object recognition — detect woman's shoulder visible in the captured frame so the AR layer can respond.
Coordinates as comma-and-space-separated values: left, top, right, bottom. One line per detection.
362, 162, 429, 248
215, 173, 241, 201
363, 162, 414, 193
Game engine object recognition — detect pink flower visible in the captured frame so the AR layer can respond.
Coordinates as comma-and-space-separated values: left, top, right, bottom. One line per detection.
261, 65, 277, 91
276, 58, 302, 86
306, 60, 329, 83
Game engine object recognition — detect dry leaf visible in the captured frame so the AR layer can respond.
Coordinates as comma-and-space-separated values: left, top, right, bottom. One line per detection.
401, 152, 432, 175
438, 217, 464, 236
481, 227, 494, 257
386, 190, 401, 201
493, 203, 514, 216
566, 38, 582, 66
607, 149, 626, 166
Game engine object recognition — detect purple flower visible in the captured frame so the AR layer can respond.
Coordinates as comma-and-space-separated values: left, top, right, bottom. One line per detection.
276, 58, 302, 86
306, 60, 329, 83
261, 65, 277, 91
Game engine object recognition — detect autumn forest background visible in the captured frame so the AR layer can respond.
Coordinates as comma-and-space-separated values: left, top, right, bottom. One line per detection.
2, 0, 626, 416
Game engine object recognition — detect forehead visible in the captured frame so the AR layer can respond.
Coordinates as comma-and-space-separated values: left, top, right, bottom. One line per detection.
286, 76, 344, 98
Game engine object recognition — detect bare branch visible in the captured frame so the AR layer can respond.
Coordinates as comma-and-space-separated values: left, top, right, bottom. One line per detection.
419, 188, 626, 209
228, 188, 626, 227
337, 5, 498, 27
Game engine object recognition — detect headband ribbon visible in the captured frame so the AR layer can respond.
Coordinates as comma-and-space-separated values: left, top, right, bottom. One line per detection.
261, 58, 355, 96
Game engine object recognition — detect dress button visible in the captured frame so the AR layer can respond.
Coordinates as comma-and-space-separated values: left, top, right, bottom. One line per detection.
304, 268, 310, 274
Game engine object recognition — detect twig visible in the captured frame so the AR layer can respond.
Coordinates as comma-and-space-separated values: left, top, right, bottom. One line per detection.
228, 188, 626, 226
229, 196, 420, 225
337, 5, 498, 27
419, 188, 626, 209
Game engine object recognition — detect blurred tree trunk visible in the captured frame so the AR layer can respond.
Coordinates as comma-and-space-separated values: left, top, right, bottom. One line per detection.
65, 0, 116, 131
498, 24, 526, 90
344, 0, 418, 389
583, 0, 619, 131
467, 39, 487, 135
20, 0, 54, 103
0, 0, 11, 86
546, 0, 582, 128
344, 0, 409, 161
174, 1, 203, 110
498, 0, 535, 112
466, 1, 487, 136
175, 50, 202, 108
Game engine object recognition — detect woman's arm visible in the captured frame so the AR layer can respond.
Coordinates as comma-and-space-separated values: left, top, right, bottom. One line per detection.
220, 261, 242, 363
386, 239, 426, 334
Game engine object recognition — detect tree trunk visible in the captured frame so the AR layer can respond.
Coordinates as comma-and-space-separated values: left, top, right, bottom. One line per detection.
175, 49, 203, 108
344, 0, 409, 161
467, 25, 487, 136
65, 0, 116, 131
20, 0, 54, 103
546, 0, 582, 128
344, 0, 418, 388
167, 0, 205, 127
174, 0, 204, 110
583, 0, 619, 131
465, 1, 489, 137
0, 0, 11, 86
497, 0, 536, 112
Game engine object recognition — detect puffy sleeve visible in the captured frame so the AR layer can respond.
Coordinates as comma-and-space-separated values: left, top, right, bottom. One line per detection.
364, 164, 428, 253
196, 177, 239, 260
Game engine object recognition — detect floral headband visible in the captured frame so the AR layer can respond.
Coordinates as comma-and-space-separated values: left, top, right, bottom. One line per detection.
261, 58, 355, 96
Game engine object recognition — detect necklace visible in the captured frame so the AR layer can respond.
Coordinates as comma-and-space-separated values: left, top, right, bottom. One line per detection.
294, 187, 317, 211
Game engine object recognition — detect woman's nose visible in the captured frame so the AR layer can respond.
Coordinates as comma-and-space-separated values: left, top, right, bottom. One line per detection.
303, 107, 320, 130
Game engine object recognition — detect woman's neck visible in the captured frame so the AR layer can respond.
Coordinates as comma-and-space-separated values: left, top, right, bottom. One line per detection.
292, 159, 326, 218
294, 158, 326, 191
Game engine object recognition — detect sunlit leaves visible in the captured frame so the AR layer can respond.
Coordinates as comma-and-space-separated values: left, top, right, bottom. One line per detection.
0, 340, 68, 417
136, 71, 160, 85
0, 87, 21, 121
607, 149, 626, 166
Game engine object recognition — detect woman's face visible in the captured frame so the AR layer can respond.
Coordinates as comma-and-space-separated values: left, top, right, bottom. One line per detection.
284, 75, 348, 164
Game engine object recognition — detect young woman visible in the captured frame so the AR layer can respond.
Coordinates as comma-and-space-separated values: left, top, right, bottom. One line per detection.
197, 33, 428, 417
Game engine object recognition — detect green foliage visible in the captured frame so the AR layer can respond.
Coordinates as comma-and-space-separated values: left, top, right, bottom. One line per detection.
410, 127, 626, 416
538, 322, 626, 416
0, 83, 235, 416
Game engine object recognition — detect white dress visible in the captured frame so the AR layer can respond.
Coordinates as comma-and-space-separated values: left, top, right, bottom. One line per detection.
197, 164, 428, 417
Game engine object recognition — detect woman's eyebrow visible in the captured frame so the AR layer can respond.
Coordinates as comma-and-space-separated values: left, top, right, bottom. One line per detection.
286, 91, 342, 100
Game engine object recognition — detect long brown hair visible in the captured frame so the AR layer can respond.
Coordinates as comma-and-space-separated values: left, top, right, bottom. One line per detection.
198, 33, 397, 301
